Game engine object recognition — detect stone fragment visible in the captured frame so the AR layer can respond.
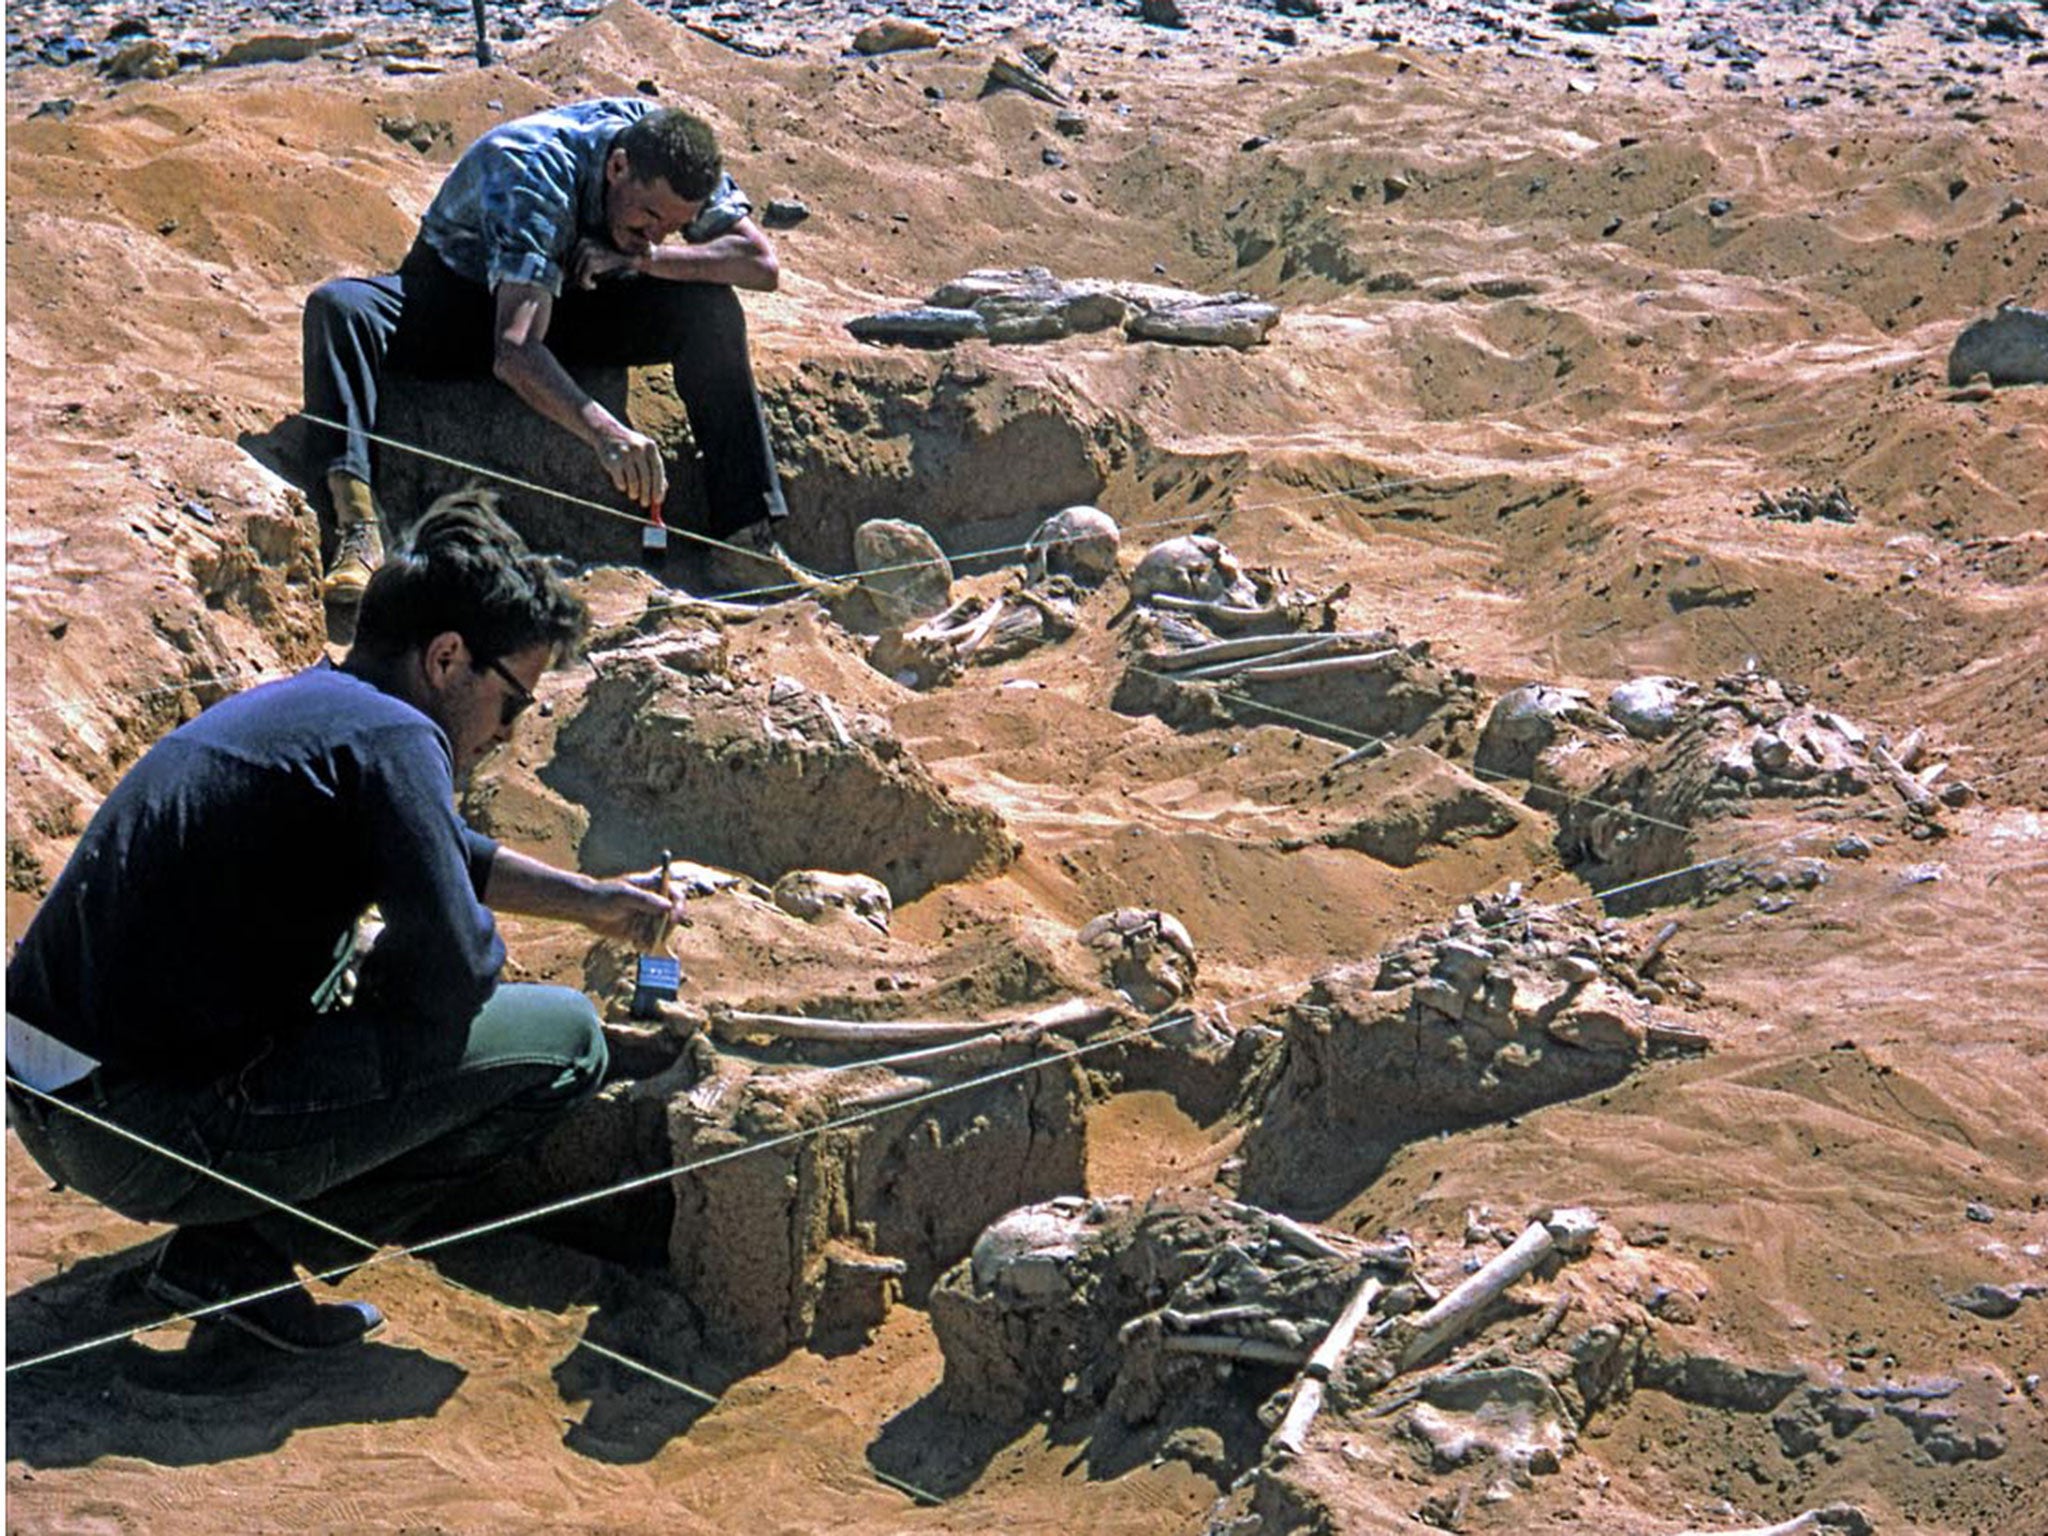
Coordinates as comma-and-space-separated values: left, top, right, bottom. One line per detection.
762, 197, 810, 228
209, 31, 355, 67
1475, 684, 1608, 778
854, 517, 954, 625
985, 52, 1069, 104
1141, 0, 1190, 27
1947, 303, 2048, 386
101, 37, 176, 79
852, 17, 941, 54
1607, 676, 1696, 739
1126, 300, 1280, 348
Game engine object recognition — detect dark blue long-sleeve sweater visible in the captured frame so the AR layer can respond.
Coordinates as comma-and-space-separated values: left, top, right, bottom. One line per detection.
6, 664, 503, 1083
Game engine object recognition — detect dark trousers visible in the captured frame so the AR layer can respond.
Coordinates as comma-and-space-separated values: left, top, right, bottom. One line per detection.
302, 242, 788, 537
8, 983, 606, 1272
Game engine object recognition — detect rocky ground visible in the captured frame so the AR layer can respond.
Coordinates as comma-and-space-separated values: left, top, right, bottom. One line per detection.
6, 1, 2047, 1534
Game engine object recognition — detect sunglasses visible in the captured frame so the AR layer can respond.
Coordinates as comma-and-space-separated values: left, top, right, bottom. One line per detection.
474, 656, 536, 728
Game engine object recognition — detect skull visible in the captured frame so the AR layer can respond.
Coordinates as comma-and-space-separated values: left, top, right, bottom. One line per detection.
1129, 535, 1258, 608
1078, 908, 1198, 1011
772, 869, 894, 933
1024, 505, 1121, 586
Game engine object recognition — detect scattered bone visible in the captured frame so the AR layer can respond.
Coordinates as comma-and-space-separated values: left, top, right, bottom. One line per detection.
1241, 892, 1703, 1208
1270, 1272, 1386, 1457
846, 306, 987, 346
769, 869, 895, 932
868, 575, 1083, 689
1541, 671, 1967, 906
1079, 908, 1198, 1010
1670, 1505, 1873, 1536
1607, 675, 1700, 740
852, 16, 940, 53
1398, 1213, 1593, 1370
1023, 504, 1121, 585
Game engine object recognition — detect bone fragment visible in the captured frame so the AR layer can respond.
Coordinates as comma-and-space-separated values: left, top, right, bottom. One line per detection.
1397, 1220, 1556, 1370
679, 1055, 755, 1121
1146, 592, 1281, 621
1160, 1333, 1309, 1366
1162, 1303, 1276, 1330
813, 694, 852, 748
1518, 1289, 1574, 1351
948, 598, 1013, 661
1170, 638, 1343, 680
1324, 739, 1389, 772
844, 1007, 1121, 1073
1669, 1507, 1867, 1536
1891, 727, 1926, 771
1270, 1274, 1385, 1458
717, 996, 1116, 1045
1233, 649, 1403, 683
1145, 633, 1337, 670
1640, 919, 1682, 969
1263, 1212, 1349, 1261
1870, 742, 1937, 812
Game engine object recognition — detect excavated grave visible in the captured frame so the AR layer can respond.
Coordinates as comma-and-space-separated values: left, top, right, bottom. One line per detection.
1475, 670, 1968, 914
1235, 891, 1708, 1213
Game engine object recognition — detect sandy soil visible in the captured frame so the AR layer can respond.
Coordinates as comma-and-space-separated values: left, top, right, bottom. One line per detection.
6, 1, 2047, 1532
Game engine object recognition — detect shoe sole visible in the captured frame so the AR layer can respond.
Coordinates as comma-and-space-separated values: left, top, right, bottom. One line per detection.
145, 1271, 385, 1355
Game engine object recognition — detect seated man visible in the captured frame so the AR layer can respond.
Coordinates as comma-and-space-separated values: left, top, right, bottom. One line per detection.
304, 99, 791, 601
5, 502, 684, 1352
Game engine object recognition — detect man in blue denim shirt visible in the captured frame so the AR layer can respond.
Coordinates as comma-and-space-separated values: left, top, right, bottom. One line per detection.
304, 100, 789, 601
6, 502, 687, 1352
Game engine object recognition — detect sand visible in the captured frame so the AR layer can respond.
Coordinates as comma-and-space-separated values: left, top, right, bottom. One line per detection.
5, 1, 2046, 1532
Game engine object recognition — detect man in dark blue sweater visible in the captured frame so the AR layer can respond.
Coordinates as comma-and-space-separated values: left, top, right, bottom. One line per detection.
6, 503, 683, 1352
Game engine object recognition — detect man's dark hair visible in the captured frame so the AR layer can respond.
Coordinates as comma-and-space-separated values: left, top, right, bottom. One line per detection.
614, 109, 723, 201
353, 495, 586, 668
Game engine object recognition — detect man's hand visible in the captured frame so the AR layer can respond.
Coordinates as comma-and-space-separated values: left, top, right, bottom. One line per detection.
596, 427, 667, 514
571, 236, 638, 290
582, 876, 687, 950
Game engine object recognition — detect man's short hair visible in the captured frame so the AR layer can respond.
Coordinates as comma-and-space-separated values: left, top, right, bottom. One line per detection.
614, 109, 723, 201
353, 494, 586, 668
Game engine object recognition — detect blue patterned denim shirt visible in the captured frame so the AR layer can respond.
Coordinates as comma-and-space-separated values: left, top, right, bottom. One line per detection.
418, 98, 752, 297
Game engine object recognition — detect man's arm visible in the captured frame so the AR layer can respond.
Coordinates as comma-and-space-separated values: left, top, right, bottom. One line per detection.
491, 280, 666, 511
572, 217, 780, 293
483, 845, 685, 950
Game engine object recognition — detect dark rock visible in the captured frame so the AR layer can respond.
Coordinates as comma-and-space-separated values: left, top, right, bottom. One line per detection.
1140, 0, 1190, 28
1947, 303, 2048, 386
105, 17, 153, 41
846, 307, 988, 347
762, 197, 810, 228
1640, 1351, 1806, 1412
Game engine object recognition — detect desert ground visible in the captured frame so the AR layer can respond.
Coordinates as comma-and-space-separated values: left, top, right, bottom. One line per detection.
5, 1, 2047, 1533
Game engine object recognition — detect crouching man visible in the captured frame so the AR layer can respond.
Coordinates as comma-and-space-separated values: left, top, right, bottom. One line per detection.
5, 502, 682, 1352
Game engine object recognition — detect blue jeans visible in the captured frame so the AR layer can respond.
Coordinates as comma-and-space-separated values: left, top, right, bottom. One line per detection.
302, 241, 788, 538
9, 983, 605, 1268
